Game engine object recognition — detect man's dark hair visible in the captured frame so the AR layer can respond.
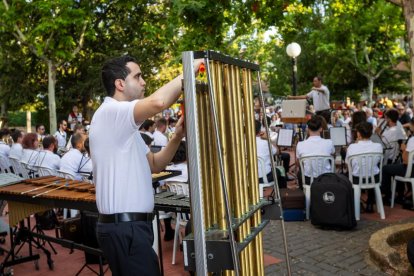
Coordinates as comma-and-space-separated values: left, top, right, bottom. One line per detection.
11, 129, 22, 143
84, 137, 90, 155
0, 128, 10, 139
171, 141, 187, 163
385, 109, 399, 123
307, 115, 323, 132
156, 118, 167, 128
101, 55, 137, 97
355, 122, 373, 139
42, 135, 56, 149
315, 76, 323, 82
168, 117, 177, 125
140, 119, 155, 131
255, 120, 261, 135
71, 133, 84, 148
351, 111, 367, 128
36, 124, 45, 132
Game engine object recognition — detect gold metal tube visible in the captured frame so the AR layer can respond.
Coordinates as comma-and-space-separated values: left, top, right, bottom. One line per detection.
210, 61, 227, 230
197, 85, 210, 228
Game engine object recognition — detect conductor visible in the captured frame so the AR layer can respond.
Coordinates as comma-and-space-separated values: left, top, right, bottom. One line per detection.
89, 55, 201, 275
288, 76, 331, 123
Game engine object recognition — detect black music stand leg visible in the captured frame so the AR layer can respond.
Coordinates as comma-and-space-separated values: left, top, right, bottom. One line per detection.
156, 211, 164, 276
30, 224, 57, 255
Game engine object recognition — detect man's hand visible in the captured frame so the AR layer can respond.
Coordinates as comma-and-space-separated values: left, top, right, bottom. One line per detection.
174, 116, 186, 140
194, 59, 204, 75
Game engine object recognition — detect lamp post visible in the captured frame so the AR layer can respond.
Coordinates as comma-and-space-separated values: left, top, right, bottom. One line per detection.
286, 42, 301, 96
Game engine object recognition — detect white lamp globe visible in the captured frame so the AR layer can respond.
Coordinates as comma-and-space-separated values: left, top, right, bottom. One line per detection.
286, 42, 301, 58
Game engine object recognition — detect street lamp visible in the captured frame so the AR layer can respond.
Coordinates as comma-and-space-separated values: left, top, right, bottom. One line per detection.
286, 42, 301, 96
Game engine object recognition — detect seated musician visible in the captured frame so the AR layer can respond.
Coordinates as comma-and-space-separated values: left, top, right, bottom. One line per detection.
60, 133, 92, 180
9, 129, 24, 160
21, 133, 41, 172
39, 135, 60, 172
381, 117, 414, 206
65, 123, 85, 150
153, 118, 168, 147
296, 115, 335, 189
345, 122, 382, 213
375, 108, 407, 164
255, 120, 287, 189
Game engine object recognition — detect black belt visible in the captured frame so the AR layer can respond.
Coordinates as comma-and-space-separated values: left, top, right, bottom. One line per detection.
98, 212, 154, 223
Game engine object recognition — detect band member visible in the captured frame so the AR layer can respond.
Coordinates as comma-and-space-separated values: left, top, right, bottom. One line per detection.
89, 55, 202, 275
288, 76, 331, 123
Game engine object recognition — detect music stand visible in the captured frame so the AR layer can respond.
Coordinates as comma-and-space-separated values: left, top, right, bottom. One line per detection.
329, 127, 347, 146
276, 129, 294, 147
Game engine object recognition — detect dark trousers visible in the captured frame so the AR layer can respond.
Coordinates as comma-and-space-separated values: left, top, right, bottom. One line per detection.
96, 220, 160, 276
381, 164, 414, 200
279, 152, 291, 174
259, 169, 287, 189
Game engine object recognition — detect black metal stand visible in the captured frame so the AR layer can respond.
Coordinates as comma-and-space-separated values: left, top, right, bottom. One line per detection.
0, 219, 54, 275
75, 256, 108, 276
31, 223, 57, 255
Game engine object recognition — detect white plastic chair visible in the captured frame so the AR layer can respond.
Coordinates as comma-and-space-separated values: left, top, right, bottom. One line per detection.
0, 155, 12, 173
347, 152, 385, 220
258, 157, 276, 199
166, 181, 190, 265
35, 165, 58, 177
391, 150, 414, 208
9, 157, 24, 177
299, 155, 335, 220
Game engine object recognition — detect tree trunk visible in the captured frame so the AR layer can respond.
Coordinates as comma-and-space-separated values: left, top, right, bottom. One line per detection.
367, 76, 374, 107
402, 0, 414, 102
48, 61, 57, 134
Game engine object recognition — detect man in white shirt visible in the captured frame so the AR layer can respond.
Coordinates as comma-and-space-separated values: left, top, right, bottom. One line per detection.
153, 118, 168, 147
9, 129, 24, 160
296, 115, 335, 188
255, 120, 286, 188
60, 133, 91, 180
139, 119, 155, 139
376, 109, 407, 163
345, 122, 382, 212
0, 128, 11, 172
38, 136, 60, 172
289, 76, 331, 123
382, 117, 414, 205
89, 55, 202, 275
54, 120, 68, 149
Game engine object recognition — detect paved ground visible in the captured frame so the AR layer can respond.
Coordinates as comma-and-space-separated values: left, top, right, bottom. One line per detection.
262, 217, 414, 276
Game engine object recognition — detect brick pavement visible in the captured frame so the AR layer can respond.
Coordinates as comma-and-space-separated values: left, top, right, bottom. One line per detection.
262, 217, 414, 275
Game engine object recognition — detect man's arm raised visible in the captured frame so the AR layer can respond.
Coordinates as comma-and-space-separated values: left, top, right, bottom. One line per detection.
134, 59, 203, 124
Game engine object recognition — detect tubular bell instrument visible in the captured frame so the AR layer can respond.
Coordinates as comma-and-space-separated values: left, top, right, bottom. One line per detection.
182, 51, 291, 275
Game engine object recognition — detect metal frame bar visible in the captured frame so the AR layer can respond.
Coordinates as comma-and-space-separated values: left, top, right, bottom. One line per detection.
256, 72, 292, 275
182, 51, 208, 276
193, 50, 260, 71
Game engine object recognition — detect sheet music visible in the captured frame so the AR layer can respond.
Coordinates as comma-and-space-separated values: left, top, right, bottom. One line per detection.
277, 129, 293, 147
329, 127, 347, 146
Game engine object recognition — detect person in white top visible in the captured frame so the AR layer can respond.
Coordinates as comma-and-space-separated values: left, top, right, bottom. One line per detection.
296, 115, 335, 188
382, 117, 414, 206
60, 133, 92, 180
152, 118, 168, 147
345, 122, 382, 212
68, 105, 83, 131
54, 120, 68, 149
0, 128, 11, 172
375, 109, 407, 163
38, 135, 60, 172
289, 76, 331, 123
255, 120, 287, 188
139, 119, 155, 139
365, 108, 377, 129
9, 129, 24, 160
89, 55, 202, 275
66, 123, 85, 150
21, 133, 40, 177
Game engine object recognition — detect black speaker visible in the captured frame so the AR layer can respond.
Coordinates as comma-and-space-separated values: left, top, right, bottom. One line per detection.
81, 211, 105, 264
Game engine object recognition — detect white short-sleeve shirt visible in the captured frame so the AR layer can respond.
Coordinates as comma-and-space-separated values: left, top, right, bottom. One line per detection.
9, 143, 23, 160
382, 124, 407, 161
89, 97, 152, 214
38, 150, 61, 171
152, 130, 168, 147
256, 137, 277, 178
54, 130, 67, 149
296, 136, 335, 177
345, 140, 383, 177
21, 149, 40, 166
405, 137, 414, 163
60, 148, 92, 180
306, 85, 330, 112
